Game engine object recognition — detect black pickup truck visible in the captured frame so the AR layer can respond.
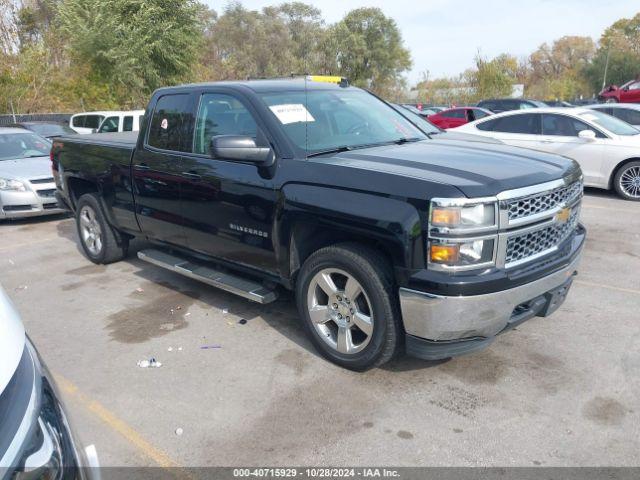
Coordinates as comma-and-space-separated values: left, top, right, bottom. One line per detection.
52, 79, 586, 370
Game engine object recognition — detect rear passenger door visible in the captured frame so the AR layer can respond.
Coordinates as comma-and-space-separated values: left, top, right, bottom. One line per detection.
477, 113, 542, 149
179, 90, 279, 274
134, 93, 196, 247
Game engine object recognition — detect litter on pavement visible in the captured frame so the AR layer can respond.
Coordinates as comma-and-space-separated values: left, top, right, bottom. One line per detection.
137, 358, 162, 368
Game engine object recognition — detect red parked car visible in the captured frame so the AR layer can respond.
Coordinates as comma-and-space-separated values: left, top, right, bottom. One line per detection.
599, 79, 640, 103
427, 107, 492, 129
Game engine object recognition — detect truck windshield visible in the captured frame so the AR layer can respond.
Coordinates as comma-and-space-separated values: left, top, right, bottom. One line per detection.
579, 110, 640, 136
260, 89, 427, 155
0, 132, 51, 161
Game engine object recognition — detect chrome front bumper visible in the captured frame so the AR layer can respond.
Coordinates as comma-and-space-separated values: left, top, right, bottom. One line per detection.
399, 248, 583, 343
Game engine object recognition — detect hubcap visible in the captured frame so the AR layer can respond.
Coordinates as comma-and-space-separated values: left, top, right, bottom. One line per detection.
79, 205, 103, 255
307, 268, 374, 355
620, 166, 640, 198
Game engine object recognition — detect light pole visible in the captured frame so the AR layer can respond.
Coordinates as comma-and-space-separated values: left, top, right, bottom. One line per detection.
602, 43, 611, 90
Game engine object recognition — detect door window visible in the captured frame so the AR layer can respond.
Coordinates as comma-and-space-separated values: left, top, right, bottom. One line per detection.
147, 94, 194, 152
614, 108, 640, 125
473, 109, 490, 120
99, 116, 120, 133
542, 114, 602, 137
628, 81, 640, 91
123, 116, 134, 131
481, 113, 541, 134
441, 109, 465, 118
84, 115, 104, 129
193, 93, 259, 155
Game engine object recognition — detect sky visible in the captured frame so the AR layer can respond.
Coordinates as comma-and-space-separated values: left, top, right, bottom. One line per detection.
204, 0, 639, 85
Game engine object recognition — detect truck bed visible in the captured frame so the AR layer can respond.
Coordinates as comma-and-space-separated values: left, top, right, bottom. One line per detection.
59, 131, 138, 148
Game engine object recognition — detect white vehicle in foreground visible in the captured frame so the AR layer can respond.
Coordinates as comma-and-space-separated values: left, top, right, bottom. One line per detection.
0, 285, 99, 475
585, 103, 640, 128
455, 107, 640, 200
96, 110, 145, 133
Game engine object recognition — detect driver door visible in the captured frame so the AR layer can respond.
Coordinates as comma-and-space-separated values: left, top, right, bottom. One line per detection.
179, 90, 279, 273
536, 114, 605, 185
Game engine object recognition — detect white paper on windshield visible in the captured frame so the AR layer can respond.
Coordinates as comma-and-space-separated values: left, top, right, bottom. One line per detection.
269, 104, 315, 124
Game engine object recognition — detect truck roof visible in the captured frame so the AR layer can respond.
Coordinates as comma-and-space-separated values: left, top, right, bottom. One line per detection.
159, 78, 354, 94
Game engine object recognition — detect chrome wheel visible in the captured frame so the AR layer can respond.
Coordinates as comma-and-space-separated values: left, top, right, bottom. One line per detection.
79, 205, 103, 255
619, 166, 640, 198
306, 268, 374, 355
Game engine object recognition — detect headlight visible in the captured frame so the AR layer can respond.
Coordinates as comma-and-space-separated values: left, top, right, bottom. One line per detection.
430, 201, 496, 230
429, 238, 495, 269
0, 178, 27, 192
428, 197, 498, 271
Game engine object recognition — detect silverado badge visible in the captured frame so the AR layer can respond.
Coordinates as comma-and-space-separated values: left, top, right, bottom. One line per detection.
555, 207, 571, 224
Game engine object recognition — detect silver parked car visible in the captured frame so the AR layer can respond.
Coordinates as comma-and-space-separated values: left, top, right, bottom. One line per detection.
0, 285, 99, 476
0, 127, 64, 220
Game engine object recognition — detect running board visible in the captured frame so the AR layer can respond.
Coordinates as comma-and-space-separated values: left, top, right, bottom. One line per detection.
137, 249, 277, 304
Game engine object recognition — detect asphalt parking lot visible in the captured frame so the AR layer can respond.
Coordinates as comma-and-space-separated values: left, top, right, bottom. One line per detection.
1, 188, 639, 467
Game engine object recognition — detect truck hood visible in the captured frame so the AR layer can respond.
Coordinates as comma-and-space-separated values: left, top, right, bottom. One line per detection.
325, 140, 578, 197
0, 156, 52, 180
0, 286, 26, 394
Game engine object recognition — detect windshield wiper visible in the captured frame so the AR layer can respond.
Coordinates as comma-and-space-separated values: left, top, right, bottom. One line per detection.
306, 145, 354, 158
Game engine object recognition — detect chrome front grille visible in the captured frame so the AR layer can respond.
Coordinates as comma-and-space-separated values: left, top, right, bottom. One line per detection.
505, 207, 579, 267
506, 180, 583, 222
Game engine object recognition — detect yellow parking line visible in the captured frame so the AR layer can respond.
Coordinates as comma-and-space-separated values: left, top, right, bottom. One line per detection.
575, 280, 640, 296
55, 374, 181, 469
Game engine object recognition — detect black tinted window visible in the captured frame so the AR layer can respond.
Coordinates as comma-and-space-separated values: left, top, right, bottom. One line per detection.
614, 108, 640, 125
72, 115, 86, 128
480, 114, 540, 134
84, 115, 103, 129
148, 94, 193, 152
442, 110, 465, 118
542, 114, 602, 137
478, 101, 496, 111
99, 116, 119, 133
123, 116, 134, 131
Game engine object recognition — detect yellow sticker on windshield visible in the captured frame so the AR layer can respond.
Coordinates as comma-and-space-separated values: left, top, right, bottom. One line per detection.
269, 104, 315, 125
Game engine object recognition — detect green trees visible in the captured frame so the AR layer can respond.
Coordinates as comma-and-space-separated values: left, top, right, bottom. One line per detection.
584, 13, 640, 91
326, 8, 411, 97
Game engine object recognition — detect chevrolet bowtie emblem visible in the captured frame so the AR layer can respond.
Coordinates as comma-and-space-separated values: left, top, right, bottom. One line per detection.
556, 207, 571, 223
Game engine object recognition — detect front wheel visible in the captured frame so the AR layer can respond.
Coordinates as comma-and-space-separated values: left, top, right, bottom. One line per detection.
295, 243, 402, 371
75, 193, 128, 263
604, 97, 619, 103
614, 161, 640, 201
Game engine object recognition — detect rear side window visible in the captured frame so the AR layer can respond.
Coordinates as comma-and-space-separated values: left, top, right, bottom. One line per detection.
148, 94, 193, 152
72, 115, 86, 128
123, 116, 134, 131
478, 113, 540, 134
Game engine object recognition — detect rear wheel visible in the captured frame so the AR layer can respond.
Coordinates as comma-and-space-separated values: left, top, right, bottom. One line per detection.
296, 243, 402, 371
614, 161, 640, 201
75, 193, 128, 263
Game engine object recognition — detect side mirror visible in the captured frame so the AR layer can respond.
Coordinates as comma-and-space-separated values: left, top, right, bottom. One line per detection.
578, 130, 596, 141
210, 135, 274, 164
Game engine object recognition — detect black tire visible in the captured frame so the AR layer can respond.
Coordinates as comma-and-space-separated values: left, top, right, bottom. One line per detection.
75, 193, 128, 263
613, 161, 640, 201
295, 243, 402, 371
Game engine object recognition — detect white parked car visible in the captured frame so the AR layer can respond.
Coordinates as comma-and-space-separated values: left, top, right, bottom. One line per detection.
585, 103, 640, 128
69, 111, 113, 134
0, 284, 100, 475
456, 107, 640, 200
96, 110, 145, 133
0, 128, 64, 219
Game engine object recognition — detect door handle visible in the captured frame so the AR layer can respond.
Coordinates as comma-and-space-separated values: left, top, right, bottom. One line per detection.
133, 163, 150, 170
181, 171, 202, 179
